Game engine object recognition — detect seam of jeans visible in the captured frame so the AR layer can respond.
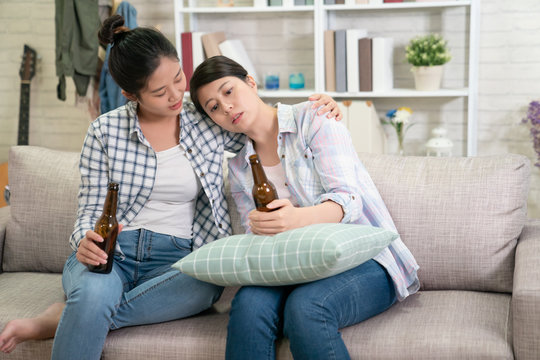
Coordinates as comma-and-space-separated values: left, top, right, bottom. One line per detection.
109, 270, 183, 330
317, 298, 337, 360
313, 270, 371, 360
108, 295, 123, 330
118, 269, 182, 308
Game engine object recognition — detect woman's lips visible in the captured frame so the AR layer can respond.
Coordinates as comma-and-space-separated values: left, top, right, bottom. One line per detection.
232, 112, 243, 124
170, 100, 182, 110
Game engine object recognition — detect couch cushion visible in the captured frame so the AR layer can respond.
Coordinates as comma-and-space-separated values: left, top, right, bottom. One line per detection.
173, 223, 397, 286
338, 290, 513, 359
4, 146, 80, 272
359, 153, 529, 293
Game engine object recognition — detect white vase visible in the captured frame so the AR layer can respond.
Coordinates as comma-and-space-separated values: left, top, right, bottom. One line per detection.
412, 65, 443, 91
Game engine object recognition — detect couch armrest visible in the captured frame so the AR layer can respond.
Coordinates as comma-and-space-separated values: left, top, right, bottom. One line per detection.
0, 206, 10, 273
513, 219, 540, 360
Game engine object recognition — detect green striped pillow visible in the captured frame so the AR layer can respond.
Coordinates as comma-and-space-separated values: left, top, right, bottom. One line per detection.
173, 223, 397, 286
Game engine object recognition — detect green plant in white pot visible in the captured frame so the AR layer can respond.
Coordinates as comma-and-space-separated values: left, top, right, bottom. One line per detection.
405, 33, 451, 91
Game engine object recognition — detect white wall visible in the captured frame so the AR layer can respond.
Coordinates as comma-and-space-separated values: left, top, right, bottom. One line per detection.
0, 0, 538, 217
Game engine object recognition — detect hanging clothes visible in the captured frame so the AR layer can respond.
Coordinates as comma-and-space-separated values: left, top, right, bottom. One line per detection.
99, 2, 138, 114
55, 0, 101, 101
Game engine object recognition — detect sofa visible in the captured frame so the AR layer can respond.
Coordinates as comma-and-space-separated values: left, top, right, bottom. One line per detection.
1, 145, 539, 360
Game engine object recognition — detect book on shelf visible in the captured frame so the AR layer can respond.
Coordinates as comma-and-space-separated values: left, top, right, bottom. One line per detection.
201, 31, 226, 58
383, 0, 403, 3
181, 32, 193, 91
192, 32, 206, 71
219, 39, 259, 84
324, 30, 336, 92
268, 0, 283, 5
346, 29, 368, 93
338, 100, 386, 154
358, 37, 372, 92
369, 0, 383, 4
334, 30, 347, 92
372, 37, 394, 92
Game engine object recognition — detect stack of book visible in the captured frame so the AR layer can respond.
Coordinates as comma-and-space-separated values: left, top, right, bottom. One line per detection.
180, 31, 258, 91
324, 29, 393, 93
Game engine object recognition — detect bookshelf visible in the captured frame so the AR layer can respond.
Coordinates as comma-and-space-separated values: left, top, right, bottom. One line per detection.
173, 0, 480, 155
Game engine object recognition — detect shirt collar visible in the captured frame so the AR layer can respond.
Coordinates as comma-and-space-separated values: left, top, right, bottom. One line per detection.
181, 101, 205, 126
126, 100, 204, 144
125, 101, 139, 136
239, 102, 298, 167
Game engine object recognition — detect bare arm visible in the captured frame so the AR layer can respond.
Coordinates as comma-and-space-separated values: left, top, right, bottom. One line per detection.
247, 199, 344, 235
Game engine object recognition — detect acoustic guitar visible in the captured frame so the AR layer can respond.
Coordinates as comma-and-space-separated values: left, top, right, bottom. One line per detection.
0, 44, 37, 208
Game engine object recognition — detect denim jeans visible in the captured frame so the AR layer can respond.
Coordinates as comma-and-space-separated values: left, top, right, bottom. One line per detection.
225, 259, 396, 360
51, 229, 223, 360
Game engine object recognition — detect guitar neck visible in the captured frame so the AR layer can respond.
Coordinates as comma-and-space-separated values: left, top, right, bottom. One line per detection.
18, 82, 30, 146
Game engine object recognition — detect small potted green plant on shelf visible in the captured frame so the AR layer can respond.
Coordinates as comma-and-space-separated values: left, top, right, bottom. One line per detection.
405, 33, 451, 91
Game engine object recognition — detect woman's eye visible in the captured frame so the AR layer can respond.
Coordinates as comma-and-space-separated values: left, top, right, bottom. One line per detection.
210, 104, 218, 113
225, 87, 232, 95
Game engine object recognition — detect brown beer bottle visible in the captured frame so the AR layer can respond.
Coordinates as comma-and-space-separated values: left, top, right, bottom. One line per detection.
88, 182, 119, 274
249, 154, 278, 212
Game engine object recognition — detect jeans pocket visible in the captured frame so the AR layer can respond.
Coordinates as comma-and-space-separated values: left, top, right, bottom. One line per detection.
169, 236, 192, 252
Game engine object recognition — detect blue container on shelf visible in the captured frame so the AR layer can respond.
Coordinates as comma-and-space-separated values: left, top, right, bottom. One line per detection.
264, 74, 280, 90
289, 73, 305, 90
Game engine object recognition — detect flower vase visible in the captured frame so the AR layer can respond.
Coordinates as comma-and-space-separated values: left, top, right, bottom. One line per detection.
397, 131, 405, 156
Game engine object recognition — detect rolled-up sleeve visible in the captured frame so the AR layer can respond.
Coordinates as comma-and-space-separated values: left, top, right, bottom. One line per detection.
305, 109, 364, 224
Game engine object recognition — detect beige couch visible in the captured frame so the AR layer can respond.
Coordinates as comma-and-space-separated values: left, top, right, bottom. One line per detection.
1, 145, 539, 360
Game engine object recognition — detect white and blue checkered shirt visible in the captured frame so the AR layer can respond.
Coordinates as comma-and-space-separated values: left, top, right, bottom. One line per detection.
69, 101, 245, 251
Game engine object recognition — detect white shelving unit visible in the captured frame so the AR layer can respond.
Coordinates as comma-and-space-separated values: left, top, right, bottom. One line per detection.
174, 0, 480, 155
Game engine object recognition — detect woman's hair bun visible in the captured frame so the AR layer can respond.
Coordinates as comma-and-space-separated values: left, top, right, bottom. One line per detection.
98, 14, 128, 47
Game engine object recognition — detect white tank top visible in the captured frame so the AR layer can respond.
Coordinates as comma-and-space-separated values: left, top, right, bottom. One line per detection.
263, 162, 298, 206
123, 145, 201, 239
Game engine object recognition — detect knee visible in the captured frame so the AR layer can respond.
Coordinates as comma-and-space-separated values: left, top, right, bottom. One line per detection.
185, 280, 224, 311
230, 288, 264, 322
65, 273, 121, 312
229, 287, 280, 329
283, 291, 333, 337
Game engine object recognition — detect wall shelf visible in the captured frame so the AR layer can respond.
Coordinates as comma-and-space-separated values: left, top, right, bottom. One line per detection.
174, 0, 480, 155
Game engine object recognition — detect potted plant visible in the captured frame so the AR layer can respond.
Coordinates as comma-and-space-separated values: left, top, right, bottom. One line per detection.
405, 33, 451, 91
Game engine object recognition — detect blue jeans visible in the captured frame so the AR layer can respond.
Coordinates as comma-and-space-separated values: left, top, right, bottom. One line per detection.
225, 259, 396, 360
51, 229, 223, 360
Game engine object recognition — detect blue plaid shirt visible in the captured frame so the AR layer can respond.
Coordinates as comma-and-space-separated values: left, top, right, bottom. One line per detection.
69, 101, 245, 251
228, 102, 420, 301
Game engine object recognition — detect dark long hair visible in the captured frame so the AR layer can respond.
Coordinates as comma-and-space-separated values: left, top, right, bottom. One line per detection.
98, 15, 179, 96
190, 55, 248, 115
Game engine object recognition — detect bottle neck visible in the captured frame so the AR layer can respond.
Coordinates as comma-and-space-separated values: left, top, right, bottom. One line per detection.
251, 160, 269, 185
102, 189, 118, 217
